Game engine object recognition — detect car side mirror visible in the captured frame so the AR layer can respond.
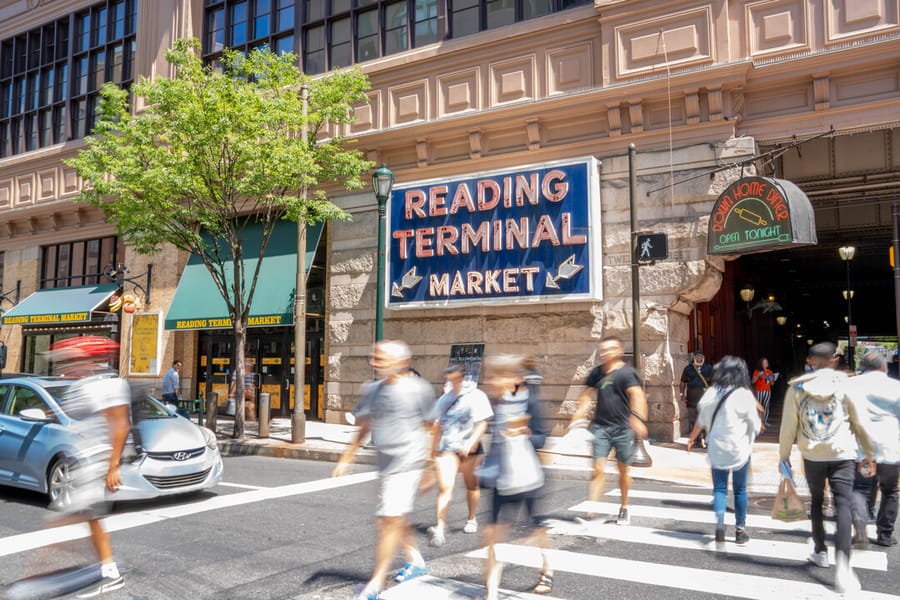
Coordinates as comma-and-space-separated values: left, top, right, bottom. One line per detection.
19, 408, 50, 422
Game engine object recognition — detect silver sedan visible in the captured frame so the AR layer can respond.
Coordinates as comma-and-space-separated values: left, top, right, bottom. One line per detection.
0, 376, 223, 508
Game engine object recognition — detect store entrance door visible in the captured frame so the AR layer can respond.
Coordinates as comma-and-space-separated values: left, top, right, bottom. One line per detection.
197, 327, 323, 420
257, 329, 289, 416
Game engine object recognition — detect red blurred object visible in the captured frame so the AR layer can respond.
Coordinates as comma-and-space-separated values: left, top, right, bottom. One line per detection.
46, 336, 119, 362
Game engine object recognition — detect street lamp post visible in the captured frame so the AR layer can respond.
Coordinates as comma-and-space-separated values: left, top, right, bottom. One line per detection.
839, 245, 856, 370
372, 165, 394, 342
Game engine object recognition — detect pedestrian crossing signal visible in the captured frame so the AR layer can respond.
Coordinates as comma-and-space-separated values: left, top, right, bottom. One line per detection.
636, 233, 668, 261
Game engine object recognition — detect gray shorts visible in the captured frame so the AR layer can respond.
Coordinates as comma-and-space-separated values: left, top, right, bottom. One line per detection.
591, 424, 634, 465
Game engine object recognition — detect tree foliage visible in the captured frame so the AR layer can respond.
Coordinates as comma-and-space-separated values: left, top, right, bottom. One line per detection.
66, 38, 372, 438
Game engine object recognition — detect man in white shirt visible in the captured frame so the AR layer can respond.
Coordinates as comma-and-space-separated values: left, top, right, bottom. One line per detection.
846, 351, 900, 548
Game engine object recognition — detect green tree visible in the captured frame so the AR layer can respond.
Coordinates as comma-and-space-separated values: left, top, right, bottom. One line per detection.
67, 39, 371, 439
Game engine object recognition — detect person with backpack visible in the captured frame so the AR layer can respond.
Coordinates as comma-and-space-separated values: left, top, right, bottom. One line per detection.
687, 356, 761, 545
779, 342, 876, 594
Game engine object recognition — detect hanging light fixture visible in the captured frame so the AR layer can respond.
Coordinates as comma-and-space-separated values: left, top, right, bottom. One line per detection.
739, 285, 755, 318
776, 315, 787, 326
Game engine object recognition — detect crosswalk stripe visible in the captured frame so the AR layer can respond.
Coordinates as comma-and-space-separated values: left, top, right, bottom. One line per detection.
541, 517, 887, 571
380, 575, 568, 600
0, 471, 379, 558
465, 544, 896, 600
568, 500, 838, 534
216, 481, 267, 490
606, 487, 712, 503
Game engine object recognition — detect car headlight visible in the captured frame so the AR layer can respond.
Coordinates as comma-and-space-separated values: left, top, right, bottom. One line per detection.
201, 427, 219, 451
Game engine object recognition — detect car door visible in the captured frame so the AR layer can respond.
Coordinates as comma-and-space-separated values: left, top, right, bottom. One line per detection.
0, 383, 12, 483
0, 383, 60, 492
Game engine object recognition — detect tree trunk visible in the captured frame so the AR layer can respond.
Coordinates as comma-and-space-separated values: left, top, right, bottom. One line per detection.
232, 324, 247, 440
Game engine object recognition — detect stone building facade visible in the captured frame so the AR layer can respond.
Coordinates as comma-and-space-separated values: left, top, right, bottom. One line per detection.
1, 0, 899, 440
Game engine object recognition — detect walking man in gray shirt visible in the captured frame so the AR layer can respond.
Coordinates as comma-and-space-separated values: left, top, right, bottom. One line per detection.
333, 340, 436, 600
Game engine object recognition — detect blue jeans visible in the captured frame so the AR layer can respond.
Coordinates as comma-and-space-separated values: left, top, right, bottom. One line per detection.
712, 460, 750, 529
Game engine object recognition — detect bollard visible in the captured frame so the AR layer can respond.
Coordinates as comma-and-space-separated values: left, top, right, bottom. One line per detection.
204, 391, 218, 432
258, 392, 270, 438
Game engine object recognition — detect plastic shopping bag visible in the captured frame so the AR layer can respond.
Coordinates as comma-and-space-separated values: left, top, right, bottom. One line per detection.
771, 477, 806, 522
497, 433, 545, 496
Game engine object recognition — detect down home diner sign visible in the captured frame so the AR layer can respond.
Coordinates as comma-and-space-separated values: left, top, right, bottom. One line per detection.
707, 176, 817, 255
387, 158, 602, 308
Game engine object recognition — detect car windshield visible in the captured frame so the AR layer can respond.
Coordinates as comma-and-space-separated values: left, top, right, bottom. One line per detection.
133, 394, 175, 420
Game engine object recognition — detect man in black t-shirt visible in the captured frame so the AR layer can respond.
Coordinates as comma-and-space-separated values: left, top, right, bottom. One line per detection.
570, 336, 648, 526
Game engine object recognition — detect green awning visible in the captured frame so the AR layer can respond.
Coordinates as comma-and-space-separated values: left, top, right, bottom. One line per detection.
1, 283, 119, 326
164, 220, 323, 330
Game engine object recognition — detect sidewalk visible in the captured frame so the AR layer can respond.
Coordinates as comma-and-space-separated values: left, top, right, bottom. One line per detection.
211, 416, 808, 496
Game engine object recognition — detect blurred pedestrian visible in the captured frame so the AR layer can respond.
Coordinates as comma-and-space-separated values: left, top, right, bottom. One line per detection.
479, 354, 551, 599
687, 356, 761, 544
44, 336, 130, 597
229, 359, 257, 421
570, 336, 649, 525
680, 351, 712, 446
888, 352, 899, 380
332, 340, 436, 600
751, 357, 778, 427
779, 342, 876, 594
426, 364, 492, 545
522, 354, 543, 398
846, 351, 900, 548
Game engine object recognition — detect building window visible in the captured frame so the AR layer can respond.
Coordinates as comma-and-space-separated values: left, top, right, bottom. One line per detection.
202, 0, 589, 75
0, 0, 137, 158
41, 236, 124, 289
202, 0, 298, 65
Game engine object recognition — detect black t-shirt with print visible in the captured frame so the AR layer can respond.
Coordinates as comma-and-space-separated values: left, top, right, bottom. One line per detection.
584, 365, 642, 427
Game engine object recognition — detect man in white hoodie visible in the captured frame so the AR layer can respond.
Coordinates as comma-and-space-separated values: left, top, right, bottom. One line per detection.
846, 351, 900, 548
779, 342, 876, 594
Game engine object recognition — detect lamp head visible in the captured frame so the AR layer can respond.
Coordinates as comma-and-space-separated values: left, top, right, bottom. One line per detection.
372, 164, 394, 203
838, 245, 856, 261
739, 286, 755, 303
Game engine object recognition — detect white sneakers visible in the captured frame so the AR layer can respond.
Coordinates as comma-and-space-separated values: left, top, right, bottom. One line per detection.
808, 550, 829, 568
463, 519, 478, 534
426, 526, 445, 547
835, 553, 861, 595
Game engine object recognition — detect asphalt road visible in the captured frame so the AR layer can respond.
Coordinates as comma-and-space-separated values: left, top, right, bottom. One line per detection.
1, 455, 898, 599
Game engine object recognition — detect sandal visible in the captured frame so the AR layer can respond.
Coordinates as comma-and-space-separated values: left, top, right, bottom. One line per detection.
532, 571, 554, 594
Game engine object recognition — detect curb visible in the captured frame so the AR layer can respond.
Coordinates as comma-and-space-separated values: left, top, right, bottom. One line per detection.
217, 439, 379, 466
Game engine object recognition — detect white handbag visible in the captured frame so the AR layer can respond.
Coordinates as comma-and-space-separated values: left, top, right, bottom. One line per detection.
497, 432, 545, 496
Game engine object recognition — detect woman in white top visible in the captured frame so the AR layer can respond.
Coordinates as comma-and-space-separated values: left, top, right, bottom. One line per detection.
427, 364, 493, 546
687, 356, 761, 545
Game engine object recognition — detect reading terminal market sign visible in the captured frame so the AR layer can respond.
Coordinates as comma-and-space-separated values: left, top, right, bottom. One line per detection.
707, 176, 817, 255
386, 158, 602, 308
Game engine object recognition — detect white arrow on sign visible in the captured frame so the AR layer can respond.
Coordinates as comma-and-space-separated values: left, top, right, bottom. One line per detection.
545, 254, 584, 289
391, 266, 423, 298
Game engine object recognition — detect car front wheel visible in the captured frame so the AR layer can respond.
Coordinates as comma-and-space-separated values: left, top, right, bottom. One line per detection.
48, 459, 74, 510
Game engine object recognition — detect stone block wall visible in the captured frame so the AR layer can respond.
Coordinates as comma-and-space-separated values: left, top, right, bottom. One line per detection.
326, 138, 757, 440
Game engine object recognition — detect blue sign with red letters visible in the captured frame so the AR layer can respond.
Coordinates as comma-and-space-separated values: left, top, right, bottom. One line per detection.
387, 158, 601, 307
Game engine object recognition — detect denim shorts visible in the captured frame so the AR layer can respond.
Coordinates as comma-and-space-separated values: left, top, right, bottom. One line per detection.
591, 423, 634, 464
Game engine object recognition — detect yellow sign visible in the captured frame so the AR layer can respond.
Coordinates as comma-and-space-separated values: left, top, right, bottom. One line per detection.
129, 313, 160, 375
173, 315, 284, 329
2, 312, 89, 325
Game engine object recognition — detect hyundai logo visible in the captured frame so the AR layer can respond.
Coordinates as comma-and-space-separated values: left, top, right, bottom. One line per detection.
172, 451, 191, 461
